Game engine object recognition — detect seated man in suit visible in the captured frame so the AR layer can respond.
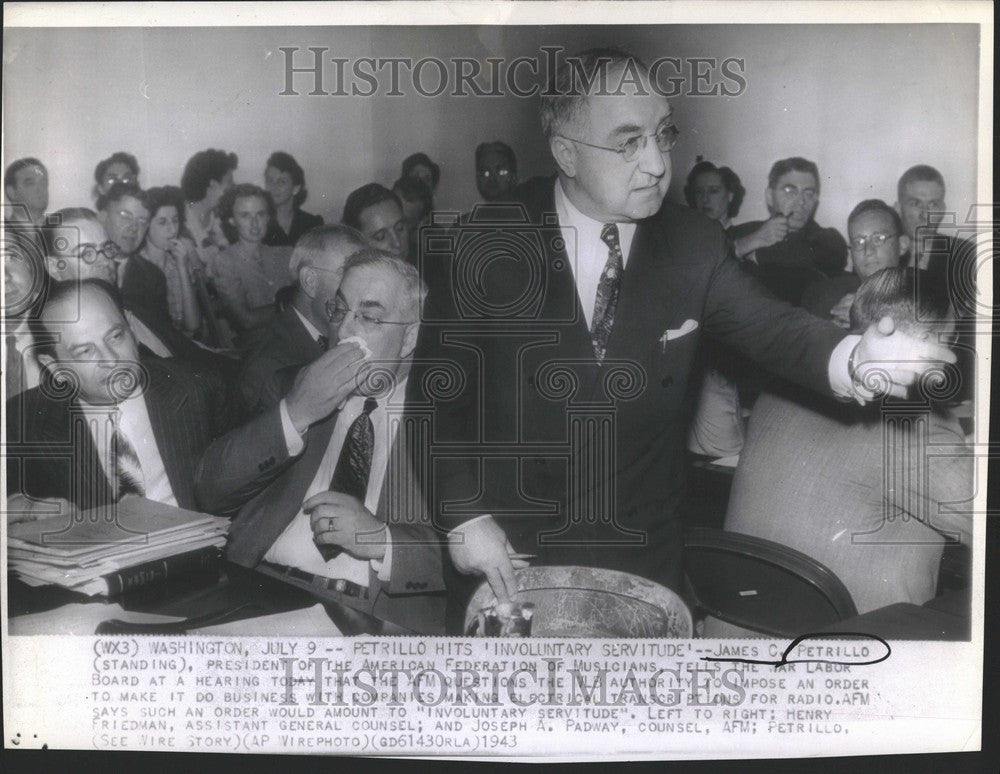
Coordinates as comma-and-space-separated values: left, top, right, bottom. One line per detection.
196, 251, 445, 634
723, 267, 971, 621
730, 157, 847, 279
802, 199, 908, 327
42, 207, 227, 370
5, 280, 234, 522
342, 183, 409, 264
237, 224, 368, 415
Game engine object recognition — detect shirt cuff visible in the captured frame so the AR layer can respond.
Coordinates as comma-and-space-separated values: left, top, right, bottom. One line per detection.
828, 334, 861, 399
448, 513, 494, 539
371, 529, 392, 581
279, 399, 305, 457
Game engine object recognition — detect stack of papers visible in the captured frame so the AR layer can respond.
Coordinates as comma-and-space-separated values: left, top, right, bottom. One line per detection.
8, 497, 229, 596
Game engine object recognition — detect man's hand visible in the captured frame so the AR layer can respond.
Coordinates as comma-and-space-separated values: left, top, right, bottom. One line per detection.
6, 494, 77, 524
829, 292, 855, 329
285, 342, 365, 433
304, 491, 387, 561
850, 316, 957, 403
448, 518, 527, 604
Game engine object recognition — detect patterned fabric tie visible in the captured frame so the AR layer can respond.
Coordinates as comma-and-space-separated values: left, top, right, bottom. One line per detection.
111, 423, 146, 500
316, 397, 378, 560
317, 334, 330, 351
591, 223, 624, 362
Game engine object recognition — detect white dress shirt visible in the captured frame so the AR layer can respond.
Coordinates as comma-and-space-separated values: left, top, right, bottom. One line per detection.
292, 306, 324, 342
553, 178, 636, 329
87, 391, 177, 506
265, 378, 407, 586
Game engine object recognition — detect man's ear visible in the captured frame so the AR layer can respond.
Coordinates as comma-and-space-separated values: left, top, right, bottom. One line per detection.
549, 136, 577, 178
37, 352, 54, 371
400, 322, 420, 361
298, 266, 318, 298
44, 255, 65, 280
4, 184, 14, 201
897, 234, 911, 257
764, 186, 775, 214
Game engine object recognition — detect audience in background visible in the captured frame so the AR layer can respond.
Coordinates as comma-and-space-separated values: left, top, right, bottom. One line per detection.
180, 149, 237, 269
212, 183, 291, 343
93, 151, 140, 200
730, 156, 847, 281
475, 141, 518, 203
263, 151, 324, 247
723, 267, 970, 618
237, 224, 367, 415
683, 159, 744, 230
342, 183, 409, 263
400, 152, 440, 197
141, 186, 205, 337
392, 176, 433, 264
802, 199, 907, 327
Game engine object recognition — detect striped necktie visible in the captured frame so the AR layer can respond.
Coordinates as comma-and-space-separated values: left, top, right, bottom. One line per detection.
591, 223, 624, 362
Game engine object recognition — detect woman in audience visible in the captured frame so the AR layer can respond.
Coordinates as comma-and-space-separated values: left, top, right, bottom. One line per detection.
140, 186, 204, 337
722, 267, 971, 618
684, 160, 745, 230
93, 151, 139, 200
211, 183, 291, 343
262, 151, 323, 247
401, 152, 440, 197
180, 149, 238, 269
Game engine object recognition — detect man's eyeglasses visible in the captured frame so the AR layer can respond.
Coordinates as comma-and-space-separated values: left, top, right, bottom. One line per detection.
114, 209, 149, 229
325, 299, 413, 328
775, 184, 818, 204
77, 241, 120, 265
559, 124, 679, 162
849, 233, 897, 252
104, 174, 136, 188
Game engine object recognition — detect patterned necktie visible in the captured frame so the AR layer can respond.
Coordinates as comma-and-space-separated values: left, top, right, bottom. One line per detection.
317, 334, 330, 352
111, 421, 146, 501
591, 223, 624, 362
316, 397, 378, 560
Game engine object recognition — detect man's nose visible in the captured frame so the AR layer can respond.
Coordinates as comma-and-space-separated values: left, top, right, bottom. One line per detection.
636, 137, 667, 177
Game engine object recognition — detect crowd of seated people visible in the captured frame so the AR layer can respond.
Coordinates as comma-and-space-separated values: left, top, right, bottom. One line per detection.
2, 125, 973, 636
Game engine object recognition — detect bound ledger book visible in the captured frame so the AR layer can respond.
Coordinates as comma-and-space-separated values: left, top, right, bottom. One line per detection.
7, 497, 229, 597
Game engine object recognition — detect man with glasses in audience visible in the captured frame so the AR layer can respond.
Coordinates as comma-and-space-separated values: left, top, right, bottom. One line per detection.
196, 251, 445, 634
427, 47, 956, 632
93, 151, 140, 200
731, 157, 847, 278
475, 141, 518, 203
802, 199, 908, 327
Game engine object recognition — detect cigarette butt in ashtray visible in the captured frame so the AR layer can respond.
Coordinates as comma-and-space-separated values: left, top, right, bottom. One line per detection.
340, 335, 373, 359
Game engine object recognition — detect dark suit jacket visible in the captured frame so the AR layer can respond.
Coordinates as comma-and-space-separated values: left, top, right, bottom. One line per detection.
5, 355, 235, 512
195, 383, 446, 634
264, 210, 324, 247
427, 177, 848, 626
237, 305, 326, 415
730, 218, 848, 277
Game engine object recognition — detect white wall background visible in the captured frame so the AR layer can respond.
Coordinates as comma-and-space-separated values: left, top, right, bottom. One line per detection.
3, 24, 980, 234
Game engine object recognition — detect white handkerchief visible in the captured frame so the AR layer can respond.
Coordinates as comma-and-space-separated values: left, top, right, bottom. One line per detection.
659, 319, 699, 349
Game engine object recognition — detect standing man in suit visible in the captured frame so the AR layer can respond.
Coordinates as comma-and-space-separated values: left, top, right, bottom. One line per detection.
237, 224, 368, 415
431, 47, 956, 627
196, 251, 445, 633
5, 280, 233, 521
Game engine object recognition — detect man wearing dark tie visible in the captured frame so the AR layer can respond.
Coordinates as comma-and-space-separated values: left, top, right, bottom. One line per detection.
237, 224, 368, 415
196, 251, 445, 634
429, 47, 957, 629
5, 280, 233, 522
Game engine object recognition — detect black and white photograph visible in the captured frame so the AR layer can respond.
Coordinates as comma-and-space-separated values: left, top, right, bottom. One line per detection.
1, 0, 993, 764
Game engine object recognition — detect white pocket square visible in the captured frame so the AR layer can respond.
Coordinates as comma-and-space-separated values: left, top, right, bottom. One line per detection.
659, 319, 699, 350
